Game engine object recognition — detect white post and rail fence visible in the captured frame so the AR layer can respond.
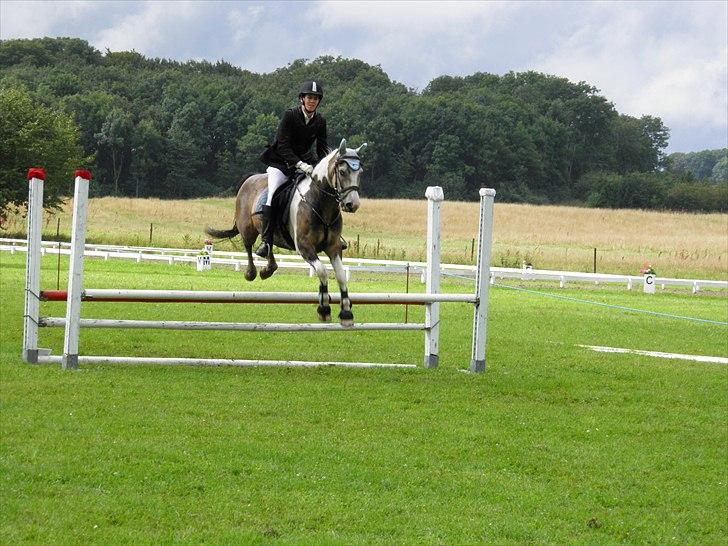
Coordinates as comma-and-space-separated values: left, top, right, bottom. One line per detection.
22, 168, 496, 372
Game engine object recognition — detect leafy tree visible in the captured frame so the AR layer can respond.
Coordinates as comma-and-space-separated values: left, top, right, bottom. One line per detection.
611, 115, 669, 173
128, 119, 165, 197
664, 181, 727, 212
60, 90, 118, 163
236, 113, 279, 175
711, 154, 727, 182
0, 37, 701, 210
582, 171, 667, 209
163, 101, 212, 197
668, 149, 728, 183
0, 87, 83, 223
94, 108, 133, 194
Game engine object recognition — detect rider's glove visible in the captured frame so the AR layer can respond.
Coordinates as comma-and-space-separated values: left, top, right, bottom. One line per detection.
296, 161, 314, 175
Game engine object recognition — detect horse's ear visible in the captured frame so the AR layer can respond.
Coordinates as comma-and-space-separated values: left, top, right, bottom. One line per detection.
355, 143, 368, 154
338, 139, 347, 155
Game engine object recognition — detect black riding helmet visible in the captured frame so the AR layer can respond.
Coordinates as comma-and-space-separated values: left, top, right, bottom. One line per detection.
299, 80, 323, 102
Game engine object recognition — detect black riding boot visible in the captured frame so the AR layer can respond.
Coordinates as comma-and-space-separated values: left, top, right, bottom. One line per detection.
255, 205, 273, 257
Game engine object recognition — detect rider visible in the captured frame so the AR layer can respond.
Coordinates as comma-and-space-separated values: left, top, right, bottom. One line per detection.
256, 80, 328, 257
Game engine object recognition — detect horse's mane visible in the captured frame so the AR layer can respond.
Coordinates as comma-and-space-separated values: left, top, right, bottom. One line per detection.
312, 147, 338, 182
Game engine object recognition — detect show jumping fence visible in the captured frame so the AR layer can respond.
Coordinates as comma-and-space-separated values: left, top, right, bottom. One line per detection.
22, 169, 496, 372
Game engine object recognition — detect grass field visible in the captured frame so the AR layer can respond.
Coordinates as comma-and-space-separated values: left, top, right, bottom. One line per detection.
2, 196, 727, 279
1, 251, 726, 545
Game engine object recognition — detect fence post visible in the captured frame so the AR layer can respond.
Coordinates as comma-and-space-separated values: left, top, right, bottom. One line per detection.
470, 188, 496, 373
22, 168, 46, 363
424, 186, 444, 368
62, 170, 92, 370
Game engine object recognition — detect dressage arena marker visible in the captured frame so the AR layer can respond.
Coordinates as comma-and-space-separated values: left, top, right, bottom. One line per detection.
22, 169, 496, 372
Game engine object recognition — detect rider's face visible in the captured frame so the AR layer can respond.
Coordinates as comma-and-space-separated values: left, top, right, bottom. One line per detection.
302, 94, 320, 113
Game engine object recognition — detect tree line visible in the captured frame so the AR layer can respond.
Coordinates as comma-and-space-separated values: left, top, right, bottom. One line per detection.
1, 37, 725, 219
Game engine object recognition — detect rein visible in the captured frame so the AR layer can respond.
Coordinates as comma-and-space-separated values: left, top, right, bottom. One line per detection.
296, 174, 341, 232
297, 154, 360, 230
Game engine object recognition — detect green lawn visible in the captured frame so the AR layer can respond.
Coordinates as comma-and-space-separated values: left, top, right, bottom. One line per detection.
1, 253, 726, 545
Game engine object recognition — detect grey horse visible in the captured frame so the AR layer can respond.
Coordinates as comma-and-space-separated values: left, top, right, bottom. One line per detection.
206, 139, 365, 326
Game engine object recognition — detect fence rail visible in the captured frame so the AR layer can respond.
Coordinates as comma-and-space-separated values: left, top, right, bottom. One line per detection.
3, 237, 725, 293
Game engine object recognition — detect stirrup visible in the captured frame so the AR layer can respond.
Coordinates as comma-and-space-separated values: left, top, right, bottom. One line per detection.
340, 237, 348, 250
255, 242, 270, 258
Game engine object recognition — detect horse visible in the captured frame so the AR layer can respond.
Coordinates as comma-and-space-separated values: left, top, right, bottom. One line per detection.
205, 138, 365, 327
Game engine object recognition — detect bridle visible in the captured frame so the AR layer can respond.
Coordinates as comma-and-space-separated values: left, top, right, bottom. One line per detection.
299, 152, 362, 230
309, 153, 361, 204
332, 155, 361, 200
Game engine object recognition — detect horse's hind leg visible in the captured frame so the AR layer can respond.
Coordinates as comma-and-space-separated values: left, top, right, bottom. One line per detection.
259, 249, 278, 280
326, 249, 353, 327
242, 226, 258, 281
243, 242, 257, 281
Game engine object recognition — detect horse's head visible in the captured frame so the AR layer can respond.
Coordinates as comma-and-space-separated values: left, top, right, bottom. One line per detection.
321, 138, 366, 213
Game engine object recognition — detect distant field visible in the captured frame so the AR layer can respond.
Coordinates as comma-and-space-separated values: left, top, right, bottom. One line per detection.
2, 195, 727, 279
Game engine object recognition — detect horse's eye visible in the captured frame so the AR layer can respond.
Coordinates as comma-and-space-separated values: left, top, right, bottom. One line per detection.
339, 168, 346, 175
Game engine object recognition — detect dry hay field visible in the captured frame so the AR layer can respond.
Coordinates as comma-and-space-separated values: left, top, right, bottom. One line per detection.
3, 196, 727, 279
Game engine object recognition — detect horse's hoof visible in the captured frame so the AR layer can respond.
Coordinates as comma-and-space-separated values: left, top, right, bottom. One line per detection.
244, 268, 257, 281
260, 265, 277, 280
338, 310, 353, 327
317, 305, 332, 322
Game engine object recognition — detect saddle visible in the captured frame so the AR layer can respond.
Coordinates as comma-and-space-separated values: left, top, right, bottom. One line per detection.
254, 171, 307, 249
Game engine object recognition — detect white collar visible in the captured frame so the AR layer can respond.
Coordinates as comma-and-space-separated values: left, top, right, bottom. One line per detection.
301, 105, 316, 124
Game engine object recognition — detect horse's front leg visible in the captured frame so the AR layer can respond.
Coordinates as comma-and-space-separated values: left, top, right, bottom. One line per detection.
327, 251, 353, 327
301, 252, 331, 322
312, 258, 332, 322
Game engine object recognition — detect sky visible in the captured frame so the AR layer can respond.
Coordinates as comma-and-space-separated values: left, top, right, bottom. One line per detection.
1, 0, 726, 153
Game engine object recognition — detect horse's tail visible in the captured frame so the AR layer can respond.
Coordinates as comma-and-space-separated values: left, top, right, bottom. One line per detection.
205, 225, 239, 239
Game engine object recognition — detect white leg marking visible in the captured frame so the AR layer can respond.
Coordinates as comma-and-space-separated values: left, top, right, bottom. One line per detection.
330, 255, 348, 292
311, 259, 328, 285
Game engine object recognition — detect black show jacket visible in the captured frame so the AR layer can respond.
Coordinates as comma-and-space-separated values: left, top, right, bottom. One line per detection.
260, 106, 329, 175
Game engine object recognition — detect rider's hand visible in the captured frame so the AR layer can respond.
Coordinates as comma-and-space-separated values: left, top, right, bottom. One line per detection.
296, 161, 314, 175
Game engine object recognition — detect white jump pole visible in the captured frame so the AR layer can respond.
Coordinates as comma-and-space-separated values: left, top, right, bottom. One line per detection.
470, 188, 496, 373
40, 317, 428, 331
61, 170, 92, 370
41, 289, 476, 305
38, 355, 417, 369
424, 186, 443, 368
22, 168, 47, 363
34, 174, 491, 371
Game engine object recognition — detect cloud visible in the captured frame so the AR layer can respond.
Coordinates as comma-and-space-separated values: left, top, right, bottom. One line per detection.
228, 5, 265, 46
92, 1, 212, 57
1, 0, 725, 151
308, 0, 518, 89
0, 0, 97, 38
313, 0, 510, 31
534, 2, 727, 132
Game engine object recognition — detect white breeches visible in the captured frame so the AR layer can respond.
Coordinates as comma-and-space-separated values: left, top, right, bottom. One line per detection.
266, 167, 288, 205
